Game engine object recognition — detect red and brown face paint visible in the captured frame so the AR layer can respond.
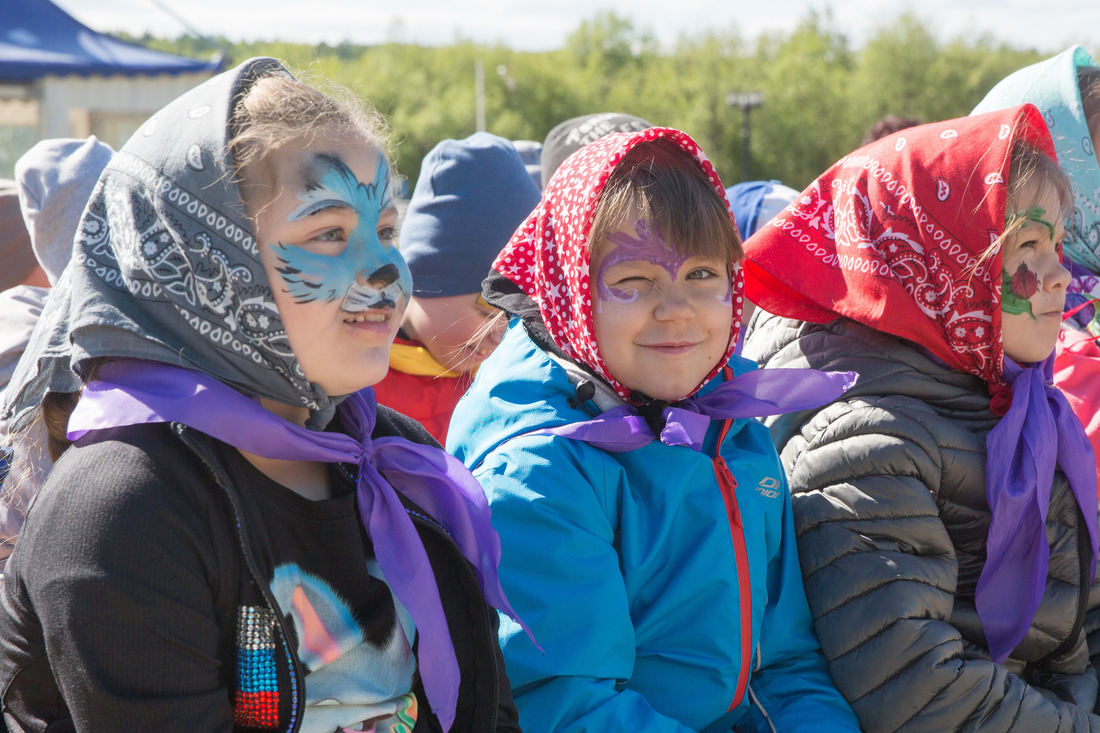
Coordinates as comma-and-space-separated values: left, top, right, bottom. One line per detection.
1000, 206, 1056, 320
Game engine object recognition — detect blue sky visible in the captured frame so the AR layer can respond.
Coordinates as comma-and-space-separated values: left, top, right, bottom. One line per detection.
51, 1, 1100, 55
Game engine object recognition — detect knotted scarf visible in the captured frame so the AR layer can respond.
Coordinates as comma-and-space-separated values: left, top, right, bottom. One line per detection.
742, 105, 1098, 663
980, 355, 1098, 662
0, 54, 535, 731
67, 358, 532, 731
540, 367, 857, 452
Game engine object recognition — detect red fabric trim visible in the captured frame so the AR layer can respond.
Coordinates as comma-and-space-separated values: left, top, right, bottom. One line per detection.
1054, 326, 1100, 496
711, 368, 753, 712
742, 258, 834, 325
374, 366, 469, 444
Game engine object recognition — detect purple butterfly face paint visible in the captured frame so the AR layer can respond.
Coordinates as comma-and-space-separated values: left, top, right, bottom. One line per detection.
595, 219, 688, 311
594, 218, 731, 310
589, 217, 736, 402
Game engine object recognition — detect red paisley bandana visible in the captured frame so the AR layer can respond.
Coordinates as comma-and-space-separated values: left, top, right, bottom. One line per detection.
492, 127, 743, 400
743, 105, 1056, 401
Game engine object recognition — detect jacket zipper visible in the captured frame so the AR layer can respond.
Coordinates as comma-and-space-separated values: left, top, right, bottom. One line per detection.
711, 413, 753, 714
177, 425, 306, 733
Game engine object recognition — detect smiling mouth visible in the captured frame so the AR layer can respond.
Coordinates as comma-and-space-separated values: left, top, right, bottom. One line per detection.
642, 342, 700, 353
342, 310, 389, 324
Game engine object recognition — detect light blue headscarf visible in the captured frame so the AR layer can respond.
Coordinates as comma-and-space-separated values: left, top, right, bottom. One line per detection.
973, 46, 1100, 272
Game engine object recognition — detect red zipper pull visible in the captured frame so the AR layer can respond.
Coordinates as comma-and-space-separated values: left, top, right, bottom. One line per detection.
712, 456, 741, 528
714, 455, 738, 489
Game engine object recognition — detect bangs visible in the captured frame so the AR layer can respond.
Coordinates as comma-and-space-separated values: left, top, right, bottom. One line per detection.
978, 139, 1073, 268
588, 138, 741, 264
1007, 139, 1074, 224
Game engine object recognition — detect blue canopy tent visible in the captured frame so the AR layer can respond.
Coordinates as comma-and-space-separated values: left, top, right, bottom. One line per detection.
0, 0, 222, 170
0, 0, 223, 81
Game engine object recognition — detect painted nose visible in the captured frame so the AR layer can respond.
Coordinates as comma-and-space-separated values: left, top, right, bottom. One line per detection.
357, 263, 399, 288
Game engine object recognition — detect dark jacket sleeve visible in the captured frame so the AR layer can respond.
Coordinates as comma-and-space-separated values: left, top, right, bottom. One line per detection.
785, 396, 1100, 732
0, 424, 240, 731
1083, 555, 1100, 711
490, 606, 522, 733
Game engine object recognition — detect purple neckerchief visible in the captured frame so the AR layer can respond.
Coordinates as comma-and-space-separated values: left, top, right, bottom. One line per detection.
977, 354, 1099, 664
538, 367, 858, 453
66, 359, 534, 732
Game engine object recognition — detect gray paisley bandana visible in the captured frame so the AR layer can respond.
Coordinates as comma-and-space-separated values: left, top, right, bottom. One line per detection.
3, 57, 336, 432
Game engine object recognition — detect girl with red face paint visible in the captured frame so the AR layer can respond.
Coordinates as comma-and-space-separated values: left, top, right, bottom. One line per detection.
975, 47, 1100, 498
742, 105, 1100, 731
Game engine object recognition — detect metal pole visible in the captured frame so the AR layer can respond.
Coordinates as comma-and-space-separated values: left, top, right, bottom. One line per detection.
741, 105, 752, 181
726, 91, 763, 183
474, 59, 486, 132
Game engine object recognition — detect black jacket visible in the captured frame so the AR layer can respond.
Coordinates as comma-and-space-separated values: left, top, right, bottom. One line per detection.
0, 406, 520, 732
744, 312, 1100, 732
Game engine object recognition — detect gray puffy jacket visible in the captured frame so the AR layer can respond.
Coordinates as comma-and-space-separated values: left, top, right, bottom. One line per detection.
744, 312, 1100, 732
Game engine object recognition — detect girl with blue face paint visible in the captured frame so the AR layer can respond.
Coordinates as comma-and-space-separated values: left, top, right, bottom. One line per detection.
241, 139, 413, 407
0, 59, 525, 733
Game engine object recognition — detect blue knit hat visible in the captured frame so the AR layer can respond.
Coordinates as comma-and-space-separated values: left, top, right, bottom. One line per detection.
401, 132, 541, 297
725, 179, 800, 240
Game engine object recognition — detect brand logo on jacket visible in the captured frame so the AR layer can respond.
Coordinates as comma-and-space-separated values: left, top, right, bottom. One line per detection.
755, 476, 781, 499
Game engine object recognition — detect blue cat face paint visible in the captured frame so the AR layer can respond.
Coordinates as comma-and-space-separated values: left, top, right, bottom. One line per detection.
273, 153, 412, 314
247, 141, 411, 399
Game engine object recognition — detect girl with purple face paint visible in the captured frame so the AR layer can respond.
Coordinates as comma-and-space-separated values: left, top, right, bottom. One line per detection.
0, 59, 525, 732
447, 129, 860, 731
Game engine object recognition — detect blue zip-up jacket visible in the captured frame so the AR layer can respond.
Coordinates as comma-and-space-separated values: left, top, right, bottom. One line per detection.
447, 320, 859, 732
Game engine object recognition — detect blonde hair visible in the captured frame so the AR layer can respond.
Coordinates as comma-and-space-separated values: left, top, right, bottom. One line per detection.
229, 72, 393, 179
587, 138, 741, 265
980, 139, 1073, 267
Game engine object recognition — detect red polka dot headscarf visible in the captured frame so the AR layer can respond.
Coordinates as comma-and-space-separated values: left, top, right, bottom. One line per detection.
491, 127, 743, 400
742, 105, 1057, 407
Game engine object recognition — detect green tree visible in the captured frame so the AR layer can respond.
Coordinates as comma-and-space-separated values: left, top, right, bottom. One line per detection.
752, 11, 857, 188
83, 15, 1099, 194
